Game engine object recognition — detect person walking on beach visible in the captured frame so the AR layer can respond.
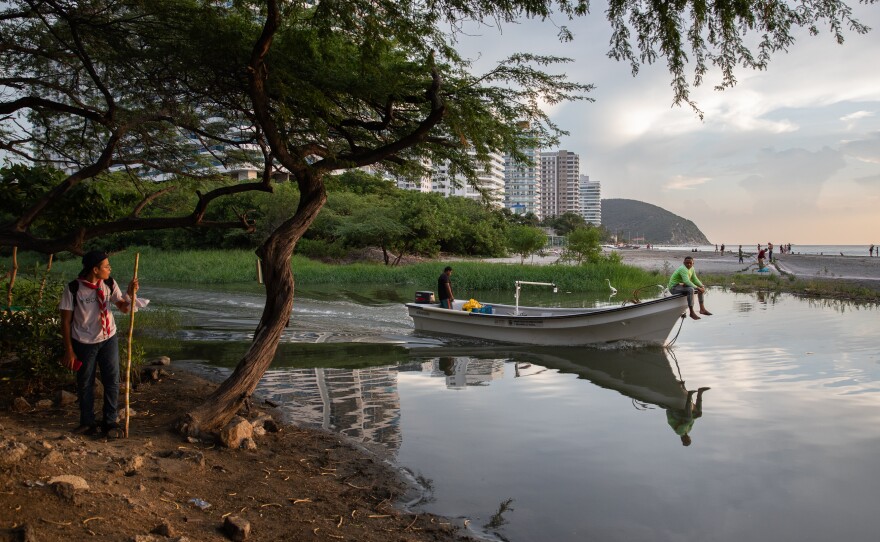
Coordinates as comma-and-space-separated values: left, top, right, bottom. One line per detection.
738, 245, 744, 263
768, 242, 774, 262
668, 256, 712, 320
437, 266, 454, 309
720, 243, 725, 254
870, 244, 874, 257
59, 250, 139, 438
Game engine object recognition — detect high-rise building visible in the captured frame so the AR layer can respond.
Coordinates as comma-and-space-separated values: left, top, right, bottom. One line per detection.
393, 161, 433, 192
431, 150, 505, 206
540, 150, 581, 218
579, 174, 601, 225
504, 148, 542, 219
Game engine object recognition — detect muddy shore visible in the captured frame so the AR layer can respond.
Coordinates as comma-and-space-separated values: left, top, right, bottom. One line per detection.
0, 370, 471, 542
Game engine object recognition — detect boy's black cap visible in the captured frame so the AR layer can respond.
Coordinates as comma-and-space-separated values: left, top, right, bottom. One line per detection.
81, 250, 108, 271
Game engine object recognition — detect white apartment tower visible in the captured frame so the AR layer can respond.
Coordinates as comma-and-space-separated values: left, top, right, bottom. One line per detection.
579, 174, 601, 225
393, 159, 433, 192
431, 150, 505, 207
504, 148, 542, 219
540, 150, 581, 218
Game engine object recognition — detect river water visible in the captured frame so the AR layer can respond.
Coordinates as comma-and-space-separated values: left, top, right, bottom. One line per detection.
143, 284, 880, 542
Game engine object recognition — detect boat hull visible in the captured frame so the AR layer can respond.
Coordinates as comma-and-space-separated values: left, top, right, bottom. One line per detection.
406, 294, 689, 346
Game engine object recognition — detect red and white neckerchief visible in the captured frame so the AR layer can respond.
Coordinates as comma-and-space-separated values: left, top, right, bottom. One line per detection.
78, 279, 112, 338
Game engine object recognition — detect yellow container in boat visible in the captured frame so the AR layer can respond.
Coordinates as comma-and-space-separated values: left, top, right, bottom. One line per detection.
462, 298, 483, 311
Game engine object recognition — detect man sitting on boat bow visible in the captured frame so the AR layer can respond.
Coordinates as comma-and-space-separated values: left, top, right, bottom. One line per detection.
668, 256, 712, 320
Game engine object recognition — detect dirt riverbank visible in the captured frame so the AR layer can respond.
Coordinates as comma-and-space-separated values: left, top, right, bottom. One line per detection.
0, 369, 471, 542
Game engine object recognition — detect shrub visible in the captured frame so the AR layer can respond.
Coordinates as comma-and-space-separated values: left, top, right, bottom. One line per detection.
0, 274, 67, 390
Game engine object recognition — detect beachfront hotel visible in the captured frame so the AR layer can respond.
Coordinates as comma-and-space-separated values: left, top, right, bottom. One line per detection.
429, 149, 506, 207
504, 147, 543, 219
540, 149, 581, 219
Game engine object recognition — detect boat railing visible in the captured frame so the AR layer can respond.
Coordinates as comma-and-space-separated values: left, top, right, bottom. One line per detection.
514, 280, 557, 316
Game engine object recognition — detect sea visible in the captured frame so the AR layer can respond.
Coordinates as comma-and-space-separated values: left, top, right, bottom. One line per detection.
647, 244, 876, 257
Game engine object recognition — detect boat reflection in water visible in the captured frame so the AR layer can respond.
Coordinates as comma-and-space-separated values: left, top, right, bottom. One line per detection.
412, 345, 711, 446
244, 345, 711, 453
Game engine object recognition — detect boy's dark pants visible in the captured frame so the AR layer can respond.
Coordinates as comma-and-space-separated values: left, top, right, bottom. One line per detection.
72, 335, 119, 428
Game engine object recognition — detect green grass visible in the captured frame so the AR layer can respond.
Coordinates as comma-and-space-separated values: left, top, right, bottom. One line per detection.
13, 247, 666, 295
701, 272, 880, 302
9, 247, 877, 301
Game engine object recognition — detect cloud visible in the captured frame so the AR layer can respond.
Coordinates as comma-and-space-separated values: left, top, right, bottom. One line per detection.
840, 132, 880, 164
841, 111, 875, 123
851, 173, 880, 187
664, 175, 711, 191
739, 147, 845, 191
841, 110, 876, 131
454, 4, 880, 242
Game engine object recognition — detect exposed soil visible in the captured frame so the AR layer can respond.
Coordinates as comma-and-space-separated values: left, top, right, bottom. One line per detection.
0, 370, 471, 542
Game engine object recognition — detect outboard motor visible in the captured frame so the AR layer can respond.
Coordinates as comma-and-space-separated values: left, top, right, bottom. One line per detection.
414, 291, 436, 304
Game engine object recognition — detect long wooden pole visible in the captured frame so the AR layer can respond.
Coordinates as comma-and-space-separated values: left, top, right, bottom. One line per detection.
38, 254, 54, 304
6, 247, 17, 310
125, 253, 140, 438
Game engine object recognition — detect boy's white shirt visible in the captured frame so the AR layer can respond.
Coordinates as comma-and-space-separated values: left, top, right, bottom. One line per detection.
59, 280, 148, 344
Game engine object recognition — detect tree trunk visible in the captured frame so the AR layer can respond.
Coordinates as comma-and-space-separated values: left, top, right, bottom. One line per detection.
177, 182, 326, 438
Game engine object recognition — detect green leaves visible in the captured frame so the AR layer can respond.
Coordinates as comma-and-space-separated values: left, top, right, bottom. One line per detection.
564, 226, 602, 264
1, 0, 871, 254
507, 225, 548, 264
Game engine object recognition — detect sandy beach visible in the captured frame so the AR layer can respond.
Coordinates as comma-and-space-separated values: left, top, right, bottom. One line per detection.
613, 249, 880, 283
484, 249, 880, 288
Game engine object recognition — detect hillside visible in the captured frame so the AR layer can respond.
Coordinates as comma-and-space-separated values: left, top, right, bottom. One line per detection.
601, 199, 710, 245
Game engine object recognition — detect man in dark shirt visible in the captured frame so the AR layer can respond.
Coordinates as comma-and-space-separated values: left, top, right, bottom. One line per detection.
437, 266, 454, 309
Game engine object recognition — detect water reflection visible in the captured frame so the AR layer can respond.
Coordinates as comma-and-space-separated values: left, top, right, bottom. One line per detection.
260, 366, 403, 452
208, 345, 714, 454
150, 287, 880, 542
527, 347, 711, 446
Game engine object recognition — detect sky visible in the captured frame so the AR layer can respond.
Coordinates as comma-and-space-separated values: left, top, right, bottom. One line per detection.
456, 2, 880, 245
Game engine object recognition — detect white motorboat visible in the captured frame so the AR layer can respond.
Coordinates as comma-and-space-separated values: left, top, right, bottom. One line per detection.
406, 281, 689, 346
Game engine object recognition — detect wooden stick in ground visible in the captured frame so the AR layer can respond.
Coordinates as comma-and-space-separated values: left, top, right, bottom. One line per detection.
6, 246, 17, 310
37, 254, 54, 304
125, 253, 140, 438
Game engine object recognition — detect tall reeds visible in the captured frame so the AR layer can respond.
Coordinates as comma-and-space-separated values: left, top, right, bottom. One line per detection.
30, 247, 667, 294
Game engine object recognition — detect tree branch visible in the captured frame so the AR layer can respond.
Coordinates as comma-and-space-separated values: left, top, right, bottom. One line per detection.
0, 96, 104, 122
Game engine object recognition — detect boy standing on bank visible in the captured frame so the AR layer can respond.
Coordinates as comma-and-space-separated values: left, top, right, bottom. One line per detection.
59, 250, 139, 437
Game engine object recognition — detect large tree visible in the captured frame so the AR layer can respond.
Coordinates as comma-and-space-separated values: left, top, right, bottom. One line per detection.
1, 0, 872, 436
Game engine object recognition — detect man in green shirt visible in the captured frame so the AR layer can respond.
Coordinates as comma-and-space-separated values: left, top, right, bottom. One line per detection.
667, 386, 710, 446
667, 256, 712, 320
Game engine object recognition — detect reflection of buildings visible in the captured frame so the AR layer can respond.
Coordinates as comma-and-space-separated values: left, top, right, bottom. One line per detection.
250, 358, 507, 453
421, 358, 506, 388
258, 367, 402, 453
